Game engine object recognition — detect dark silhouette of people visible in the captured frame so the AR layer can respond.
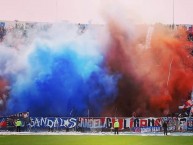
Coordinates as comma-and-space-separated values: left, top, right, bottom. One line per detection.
162, 121, 168, 135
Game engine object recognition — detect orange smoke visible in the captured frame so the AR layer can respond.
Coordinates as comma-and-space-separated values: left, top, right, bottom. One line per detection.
103, 19, 193, 117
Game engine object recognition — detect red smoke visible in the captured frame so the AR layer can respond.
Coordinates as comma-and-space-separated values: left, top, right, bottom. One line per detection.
103, 19, 193, 117
0, 77, 9, 110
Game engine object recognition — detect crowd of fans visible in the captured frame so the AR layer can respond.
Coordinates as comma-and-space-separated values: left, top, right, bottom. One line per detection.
0, 20, 192, 43
0, 22, 6, 41
0, 21, 193, 118
0, 21, 89, 42
0, 21, 91, 52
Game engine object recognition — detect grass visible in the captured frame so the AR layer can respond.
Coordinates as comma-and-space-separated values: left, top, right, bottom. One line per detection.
0, 135, 193, 145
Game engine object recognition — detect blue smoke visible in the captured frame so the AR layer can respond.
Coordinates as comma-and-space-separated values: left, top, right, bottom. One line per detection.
7, 38, 118, 117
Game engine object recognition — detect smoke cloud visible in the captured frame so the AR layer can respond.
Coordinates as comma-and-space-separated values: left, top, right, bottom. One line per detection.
0, 10, 193, 117
103, 17, 193, 117
0, 23, 119, 117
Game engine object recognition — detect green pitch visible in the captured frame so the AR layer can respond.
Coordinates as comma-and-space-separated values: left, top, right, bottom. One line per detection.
0, 135, 193, 145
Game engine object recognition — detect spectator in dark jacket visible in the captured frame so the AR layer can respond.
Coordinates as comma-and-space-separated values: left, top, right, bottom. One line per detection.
162, 121, 168, 135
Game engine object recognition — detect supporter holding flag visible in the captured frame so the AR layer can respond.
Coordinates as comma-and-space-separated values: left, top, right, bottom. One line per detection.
178, 91, 193, 117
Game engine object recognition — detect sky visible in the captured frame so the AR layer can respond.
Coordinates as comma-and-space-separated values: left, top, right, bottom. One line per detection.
0, 0, 193, 24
